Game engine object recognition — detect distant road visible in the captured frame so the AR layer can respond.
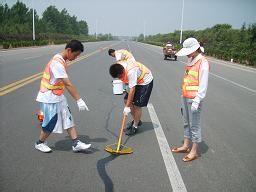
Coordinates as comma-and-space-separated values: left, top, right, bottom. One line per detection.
0, 41, 255, 192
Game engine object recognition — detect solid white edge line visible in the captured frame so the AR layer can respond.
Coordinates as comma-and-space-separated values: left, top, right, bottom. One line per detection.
207, 58, 256, 73
210, 73, 256, 94
147, 103, 187, 192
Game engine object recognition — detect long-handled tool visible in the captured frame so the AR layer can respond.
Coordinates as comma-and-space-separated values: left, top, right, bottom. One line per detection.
105, 114, 133, 155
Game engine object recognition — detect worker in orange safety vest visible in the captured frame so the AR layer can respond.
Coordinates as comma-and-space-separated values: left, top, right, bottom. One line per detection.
171, 37, 210, 162
35, 40, 91, 153
109, 60, 153, 136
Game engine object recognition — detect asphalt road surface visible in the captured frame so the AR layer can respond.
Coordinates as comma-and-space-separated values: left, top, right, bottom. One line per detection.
0, 41, 255, 192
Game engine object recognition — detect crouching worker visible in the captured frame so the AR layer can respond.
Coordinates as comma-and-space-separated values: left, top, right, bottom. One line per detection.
35, 40, 91, 153
109, 61, 153, 136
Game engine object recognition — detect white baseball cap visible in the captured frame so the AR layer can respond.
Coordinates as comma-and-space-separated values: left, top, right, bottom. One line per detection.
176, 38, 200, 56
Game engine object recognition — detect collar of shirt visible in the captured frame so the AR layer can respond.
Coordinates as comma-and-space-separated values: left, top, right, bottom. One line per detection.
187, 53, 203, 66
55, 54, 66, 63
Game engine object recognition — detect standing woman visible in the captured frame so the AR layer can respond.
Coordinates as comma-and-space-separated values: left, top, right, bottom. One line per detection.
171, 38, 209, 162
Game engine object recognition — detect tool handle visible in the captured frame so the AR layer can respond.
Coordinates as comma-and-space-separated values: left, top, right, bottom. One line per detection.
116, 114, 127, 151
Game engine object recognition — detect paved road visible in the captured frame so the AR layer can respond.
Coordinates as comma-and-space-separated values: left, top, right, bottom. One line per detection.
0, 41, 255, 192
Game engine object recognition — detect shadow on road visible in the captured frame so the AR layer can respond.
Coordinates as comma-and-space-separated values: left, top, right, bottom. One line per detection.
51, 135, 108, 153
199, 141, 209, 155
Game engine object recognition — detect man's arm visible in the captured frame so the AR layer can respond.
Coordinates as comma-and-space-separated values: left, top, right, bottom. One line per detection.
125, 87, 135, 107
61, 78, 89, 111
61, 78, 81, 100
126, 68, 138, 107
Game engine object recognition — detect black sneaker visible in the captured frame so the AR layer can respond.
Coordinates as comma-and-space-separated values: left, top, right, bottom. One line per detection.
125, 126, 138, 136
124, 120, 142, 132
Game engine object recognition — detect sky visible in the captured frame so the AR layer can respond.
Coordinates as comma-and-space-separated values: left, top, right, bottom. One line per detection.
1, 0, 256, 36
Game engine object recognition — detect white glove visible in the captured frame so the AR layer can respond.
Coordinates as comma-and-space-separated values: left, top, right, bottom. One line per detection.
77, 98, 90, 111
123, 106, 131, 116
191, 101, 199, 112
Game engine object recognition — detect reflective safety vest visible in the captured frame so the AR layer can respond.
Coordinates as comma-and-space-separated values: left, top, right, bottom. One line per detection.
182, 57, 207, 99
116, 49, 134, 61
120, 61, 150, 85
39, 56, 67, 96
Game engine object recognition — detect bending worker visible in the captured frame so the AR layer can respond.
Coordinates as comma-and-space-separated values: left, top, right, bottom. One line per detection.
108, 48, 136, 62
35, 40, 91, 153
171, 37, 210, 162
109, 60, 153, 135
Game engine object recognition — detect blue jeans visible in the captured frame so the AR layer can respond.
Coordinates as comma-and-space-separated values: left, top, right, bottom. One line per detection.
181, 97, 202, 143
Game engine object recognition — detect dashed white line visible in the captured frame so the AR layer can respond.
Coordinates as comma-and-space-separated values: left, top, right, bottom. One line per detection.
147, 103, 187, 192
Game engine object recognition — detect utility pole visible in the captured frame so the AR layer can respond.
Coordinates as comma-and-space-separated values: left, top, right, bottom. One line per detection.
95, 19, 98, 39
179, 0, 185, 44
143, 20, 146, 41
32, 0, 35, 41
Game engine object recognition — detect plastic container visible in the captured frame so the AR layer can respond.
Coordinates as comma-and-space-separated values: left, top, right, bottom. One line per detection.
112, 79, 124, 95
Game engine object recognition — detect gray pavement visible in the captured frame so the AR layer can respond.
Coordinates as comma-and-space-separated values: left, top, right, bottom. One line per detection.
0, 41, 255, 192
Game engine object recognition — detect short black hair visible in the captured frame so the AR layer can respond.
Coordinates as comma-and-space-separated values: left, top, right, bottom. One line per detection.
108, 49, 115, 56
65, 40, 84, 52
109, 64, 124, 78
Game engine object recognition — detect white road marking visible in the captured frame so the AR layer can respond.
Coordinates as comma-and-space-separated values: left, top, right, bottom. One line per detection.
147, 103, 187, 192
126, 41, 131, 52
210, 73, 256, 94
208, 58, 256, 74
23, 55, 42, 60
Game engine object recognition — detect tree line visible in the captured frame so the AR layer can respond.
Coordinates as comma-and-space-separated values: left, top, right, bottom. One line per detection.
0, 1, 112, 48
138, 23, 256, 66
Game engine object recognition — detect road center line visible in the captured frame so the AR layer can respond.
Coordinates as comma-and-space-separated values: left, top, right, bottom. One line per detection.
147, 103, 187, 192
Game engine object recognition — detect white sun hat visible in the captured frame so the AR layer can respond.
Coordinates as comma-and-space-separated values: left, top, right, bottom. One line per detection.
176, 38, 200, 56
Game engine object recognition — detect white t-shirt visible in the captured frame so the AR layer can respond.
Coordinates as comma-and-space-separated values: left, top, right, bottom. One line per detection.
36, 54, 68, 103
119, 61, 153, 88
